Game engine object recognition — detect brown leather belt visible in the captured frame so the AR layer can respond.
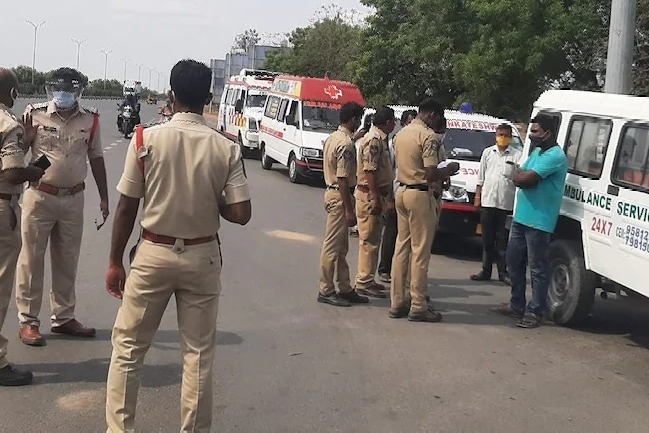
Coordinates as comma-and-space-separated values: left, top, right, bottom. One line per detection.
0, 193, 19, 200
142, 229, 216, 246
31, 182, 85, 196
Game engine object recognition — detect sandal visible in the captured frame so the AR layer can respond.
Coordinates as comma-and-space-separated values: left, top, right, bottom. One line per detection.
490, 304, 524, 319
470, 273, 491, 281
517, 313, 542, 329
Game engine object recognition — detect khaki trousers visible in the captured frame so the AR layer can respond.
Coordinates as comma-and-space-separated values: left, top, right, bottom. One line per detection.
15, 188, 84, 327
106, 239, 222, 433
0, 198, 21, 369
354, 190, 383, 289
391, 187, 437, 313
319, 189, 353, 296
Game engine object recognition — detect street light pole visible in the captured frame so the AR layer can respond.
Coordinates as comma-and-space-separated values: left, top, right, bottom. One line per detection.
146, 67, 153, 90
138, 64, 143, 81
71, 38, 86, 70
156, 71, 160, 93
604, 0, 637, 94
26, 20, 45, 85
101, 49, 112, 89
122, 58, 129, 82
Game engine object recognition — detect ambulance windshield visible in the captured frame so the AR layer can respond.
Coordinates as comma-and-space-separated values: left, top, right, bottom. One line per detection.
443, 129, 523, 161
247, 94, 267, 108
302, 106, 339, 132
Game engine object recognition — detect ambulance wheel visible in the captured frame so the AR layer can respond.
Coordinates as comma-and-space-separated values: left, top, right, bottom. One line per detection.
261, 144, 273, 170
238, 134, 251, 159
547, 240, 596, 327
288, 154, 304, 184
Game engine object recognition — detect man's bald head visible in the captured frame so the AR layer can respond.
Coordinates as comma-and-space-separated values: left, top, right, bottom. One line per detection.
0, 68, 18, 108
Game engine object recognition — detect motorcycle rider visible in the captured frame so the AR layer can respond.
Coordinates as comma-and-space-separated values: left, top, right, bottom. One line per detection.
117, 92, 141, 130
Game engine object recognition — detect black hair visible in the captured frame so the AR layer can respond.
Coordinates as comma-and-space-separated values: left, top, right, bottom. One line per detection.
340, 102, 364, 124
400, 109, 417, 126
373, 106, 395, 127
170, 59, 212, 108
531, 114, 557, 138
496, 123, 513, 135
418, 98, 443, 116
50, 67, 86, 86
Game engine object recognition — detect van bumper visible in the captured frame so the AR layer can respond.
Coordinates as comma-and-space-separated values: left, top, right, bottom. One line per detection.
438, 202, 482, 237
243, 131, 260, 149
295, 158, 324, 176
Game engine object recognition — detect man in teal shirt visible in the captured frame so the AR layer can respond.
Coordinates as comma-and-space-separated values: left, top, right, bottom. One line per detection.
492, 114, 568, 328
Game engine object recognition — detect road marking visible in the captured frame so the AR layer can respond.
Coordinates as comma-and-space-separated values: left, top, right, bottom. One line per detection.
264, 229, 320, 244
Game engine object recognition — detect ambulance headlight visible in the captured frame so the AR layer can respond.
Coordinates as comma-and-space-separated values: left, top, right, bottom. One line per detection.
302, 148, 321, 158
443, 185, 469, 203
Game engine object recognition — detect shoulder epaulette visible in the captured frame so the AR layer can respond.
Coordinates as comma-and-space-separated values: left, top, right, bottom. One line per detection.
26, 102, 49, 112
83, 106, 100, 115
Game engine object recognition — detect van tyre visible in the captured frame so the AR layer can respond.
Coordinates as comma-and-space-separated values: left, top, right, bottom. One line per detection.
548, 239, 596, 327
288, 154, 304, 184
261, 144, 273, 170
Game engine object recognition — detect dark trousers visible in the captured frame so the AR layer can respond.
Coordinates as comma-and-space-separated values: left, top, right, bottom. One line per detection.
480, 207, 510, 278
378, 211, 397, 275
506, 222, 551, 316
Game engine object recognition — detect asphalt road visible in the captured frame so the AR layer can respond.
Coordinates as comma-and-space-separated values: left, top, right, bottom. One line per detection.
2, 99, 649, 432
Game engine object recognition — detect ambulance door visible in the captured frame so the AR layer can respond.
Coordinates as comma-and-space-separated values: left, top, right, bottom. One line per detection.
561, 115, 615, 277
271, 98, 292, 166
262, 95, 284, 163
608, 122, 649, 298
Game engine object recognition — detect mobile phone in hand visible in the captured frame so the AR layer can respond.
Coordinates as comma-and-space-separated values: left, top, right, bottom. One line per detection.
33, 155, 51, 170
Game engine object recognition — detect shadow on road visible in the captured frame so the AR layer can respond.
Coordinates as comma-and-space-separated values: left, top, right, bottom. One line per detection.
48, 329, 244, 347
24, 358, 182, 387
433, 233, 482, 262
567, 296, 649, 350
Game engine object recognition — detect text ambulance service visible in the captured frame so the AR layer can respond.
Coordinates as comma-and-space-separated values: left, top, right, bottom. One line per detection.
217, 69, 278, 157
258, 75, 366, 184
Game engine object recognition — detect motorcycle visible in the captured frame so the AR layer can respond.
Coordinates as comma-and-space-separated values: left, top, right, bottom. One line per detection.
118, 104, 137, 138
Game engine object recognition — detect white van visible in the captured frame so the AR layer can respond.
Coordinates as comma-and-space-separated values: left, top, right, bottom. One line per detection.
522, 90, 649, 326
361, 106, 522, 237
217, 69, 278, 157
258, 75, 366, 184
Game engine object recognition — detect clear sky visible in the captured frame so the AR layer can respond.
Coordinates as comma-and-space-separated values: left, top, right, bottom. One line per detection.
2, 0, 370, 90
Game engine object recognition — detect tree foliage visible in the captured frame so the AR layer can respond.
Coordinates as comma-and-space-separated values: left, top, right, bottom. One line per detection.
232, 29, 260, 52
264, 5, 362, 81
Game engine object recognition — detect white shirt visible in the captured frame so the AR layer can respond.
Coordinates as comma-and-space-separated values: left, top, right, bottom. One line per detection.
477, 144, 522, 211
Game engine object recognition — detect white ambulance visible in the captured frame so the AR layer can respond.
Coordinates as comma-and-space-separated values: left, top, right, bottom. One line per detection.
361, 106, 522, 237
523, 90, 649, 326
258, 75, 366, 184
217, 69, 278, 157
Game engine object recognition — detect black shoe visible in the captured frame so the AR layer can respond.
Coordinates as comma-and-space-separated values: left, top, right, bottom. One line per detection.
317, 293, 351, 307
389, 306, 409, 319
356, 286, 387, 299
0, 365, 33, 386
408, 308, 443, 323
340, 290, 370, 304
499, 275, 512, 286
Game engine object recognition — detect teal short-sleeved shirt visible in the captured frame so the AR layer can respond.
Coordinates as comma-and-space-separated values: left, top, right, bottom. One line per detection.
513, 145, 568, 233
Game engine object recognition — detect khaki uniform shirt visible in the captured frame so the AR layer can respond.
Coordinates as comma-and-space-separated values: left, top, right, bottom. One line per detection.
323, 126, 356, 188
356, 126, 392, 191
117, 113, 250, 239
26, 102, 103, 188
0, 103, 28, 194
393, 118, 441, 185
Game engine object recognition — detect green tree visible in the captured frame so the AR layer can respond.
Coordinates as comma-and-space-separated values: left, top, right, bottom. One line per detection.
265, 5, 363, 81
232, 29, 260, 52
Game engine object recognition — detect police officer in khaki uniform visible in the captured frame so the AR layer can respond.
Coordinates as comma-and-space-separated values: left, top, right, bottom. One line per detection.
318, 102, 368, 307
15, 68, 109, 346
105, 60, 252, 433
390, 99, 459, 322
354, 107, 396, 298
0, 68, 44, 386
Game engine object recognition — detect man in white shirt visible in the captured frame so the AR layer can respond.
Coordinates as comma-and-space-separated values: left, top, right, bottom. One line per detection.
471, 124, 521, 285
